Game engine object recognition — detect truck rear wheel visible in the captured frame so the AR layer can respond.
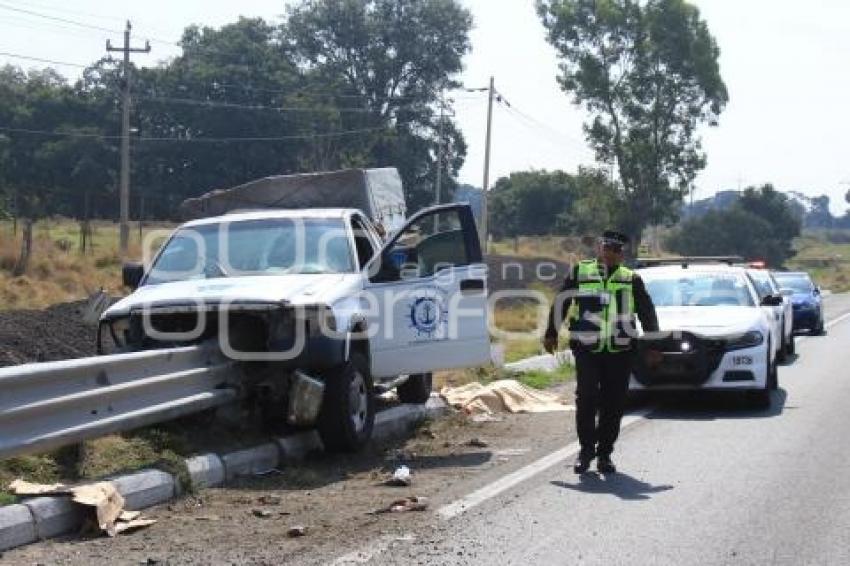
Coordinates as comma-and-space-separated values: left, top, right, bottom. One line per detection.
318, 353, 375, 452
397, 373, 433, 404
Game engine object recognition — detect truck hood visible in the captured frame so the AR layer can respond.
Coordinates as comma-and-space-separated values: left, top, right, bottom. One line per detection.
654, 306, 764, 337
102, 273, 361, 319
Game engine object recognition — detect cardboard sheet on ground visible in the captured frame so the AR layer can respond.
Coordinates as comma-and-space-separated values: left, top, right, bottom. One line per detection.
440, 379, 571, 415
8, 478, 156, 537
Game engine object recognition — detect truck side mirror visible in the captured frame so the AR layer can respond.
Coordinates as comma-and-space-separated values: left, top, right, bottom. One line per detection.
122, 262, 145, 290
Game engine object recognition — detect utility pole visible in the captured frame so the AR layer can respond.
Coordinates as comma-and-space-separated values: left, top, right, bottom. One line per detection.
435, 92, 445, 206
481, 76, 495, 253
107, 21, 150, 257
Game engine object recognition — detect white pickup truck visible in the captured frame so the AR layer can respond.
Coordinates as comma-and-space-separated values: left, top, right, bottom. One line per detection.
98, 169, 490, 451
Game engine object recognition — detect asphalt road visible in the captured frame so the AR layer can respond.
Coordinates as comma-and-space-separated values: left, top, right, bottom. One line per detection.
369, 294, 850, 566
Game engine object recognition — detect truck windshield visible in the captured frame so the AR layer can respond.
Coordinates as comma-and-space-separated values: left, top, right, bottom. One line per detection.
146, 217, 354, 284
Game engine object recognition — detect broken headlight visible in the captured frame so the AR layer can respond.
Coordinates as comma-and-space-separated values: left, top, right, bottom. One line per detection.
97, 317, 130, 354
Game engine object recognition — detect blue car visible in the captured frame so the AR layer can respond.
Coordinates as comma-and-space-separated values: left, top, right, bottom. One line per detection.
772, 271, 824, 335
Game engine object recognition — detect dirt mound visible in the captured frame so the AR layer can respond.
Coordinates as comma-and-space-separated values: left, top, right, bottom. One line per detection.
0, 300, 100, 367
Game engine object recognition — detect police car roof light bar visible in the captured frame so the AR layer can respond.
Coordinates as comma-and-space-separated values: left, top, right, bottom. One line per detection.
636, 256, 745, 269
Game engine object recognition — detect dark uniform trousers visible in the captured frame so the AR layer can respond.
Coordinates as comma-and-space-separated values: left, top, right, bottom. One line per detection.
574, 350, 634, 457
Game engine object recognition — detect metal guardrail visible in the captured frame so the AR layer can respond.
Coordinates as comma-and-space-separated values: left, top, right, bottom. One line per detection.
0, 342, 242, 460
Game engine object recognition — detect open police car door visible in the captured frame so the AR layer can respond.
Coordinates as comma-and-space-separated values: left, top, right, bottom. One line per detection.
364, 204, 490, 378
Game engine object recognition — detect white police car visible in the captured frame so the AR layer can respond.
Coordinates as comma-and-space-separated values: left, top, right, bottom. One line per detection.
632, 260, 783, 407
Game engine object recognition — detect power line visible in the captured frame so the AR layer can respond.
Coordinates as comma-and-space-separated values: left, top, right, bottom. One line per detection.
0, 50, 89, 68
135, 94, 433, 114
0, 124, 391, 143
0, 13, 111, 42
1, 0, 127, 26
494, 89, 588, 151
0, 2, 122, 34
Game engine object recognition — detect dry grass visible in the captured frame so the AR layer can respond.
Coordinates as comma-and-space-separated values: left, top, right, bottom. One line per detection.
0, 218, 175, 310
787, 232, 850, 293
490, 235, 590, 262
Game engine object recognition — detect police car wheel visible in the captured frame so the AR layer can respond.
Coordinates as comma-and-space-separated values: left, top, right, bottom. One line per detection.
318, 353, 375, 453
749, 348, 774, 409
777, 325, 789, 362
786, 333, 795, 357
397, 373, 433, 404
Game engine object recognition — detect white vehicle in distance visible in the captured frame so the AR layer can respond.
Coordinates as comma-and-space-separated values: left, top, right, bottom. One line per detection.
632, 259, 783, 408
746, 264, 794, 361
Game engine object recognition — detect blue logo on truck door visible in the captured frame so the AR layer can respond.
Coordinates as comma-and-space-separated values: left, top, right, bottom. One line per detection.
408, 288, 449, 339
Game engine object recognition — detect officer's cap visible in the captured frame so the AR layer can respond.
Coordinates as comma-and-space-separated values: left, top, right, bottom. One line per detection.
599, 230, 629, 250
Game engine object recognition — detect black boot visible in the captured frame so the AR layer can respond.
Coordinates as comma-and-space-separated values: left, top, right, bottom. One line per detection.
573, 450, 595, 474
597, 454, 616, 474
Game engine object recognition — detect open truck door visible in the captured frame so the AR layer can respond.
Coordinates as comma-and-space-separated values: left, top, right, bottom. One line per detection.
364, 204, 490, 378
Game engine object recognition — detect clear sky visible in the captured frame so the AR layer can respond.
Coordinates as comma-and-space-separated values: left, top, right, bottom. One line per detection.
1, 0, 849, 214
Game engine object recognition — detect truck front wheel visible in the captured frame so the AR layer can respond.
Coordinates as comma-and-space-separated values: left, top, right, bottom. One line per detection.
318, 353, 375, 452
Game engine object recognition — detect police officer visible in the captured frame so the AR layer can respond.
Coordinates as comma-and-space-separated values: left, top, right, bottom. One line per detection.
543, 230, 660, 474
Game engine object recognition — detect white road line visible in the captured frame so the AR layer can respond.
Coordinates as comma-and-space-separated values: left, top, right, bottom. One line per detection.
826, 310, 850, 329
436, 306, 850, 522
436, 407, 654, 520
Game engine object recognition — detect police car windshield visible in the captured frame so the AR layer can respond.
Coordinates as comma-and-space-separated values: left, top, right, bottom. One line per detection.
773, 273, 814, 293
747, 270, 776, 299
147, 218, 355, 284
642, 271, 756, 307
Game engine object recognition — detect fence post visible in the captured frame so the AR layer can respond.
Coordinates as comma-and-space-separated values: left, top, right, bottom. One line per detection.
13, 219, 33, 276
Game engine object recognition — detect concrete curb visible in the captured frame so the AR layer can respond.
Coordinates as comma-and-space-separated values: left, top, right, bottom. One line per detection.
0, 396, 448, 553
505, 350, 574, 373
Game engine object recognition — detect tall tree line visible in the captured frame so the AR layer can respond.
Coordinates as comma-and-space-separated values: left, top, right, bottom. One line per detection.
0, 0, 472, 222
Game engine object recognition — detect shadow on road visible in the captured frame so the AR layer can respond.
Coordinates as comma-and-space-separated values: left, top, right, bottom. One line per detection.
638, 388, 788, 421
550, 472, 674, 501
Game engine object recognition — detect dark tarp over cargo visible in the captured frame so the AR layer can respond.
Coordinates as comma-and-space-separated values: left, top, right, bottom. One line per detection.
180, 168, 407, 232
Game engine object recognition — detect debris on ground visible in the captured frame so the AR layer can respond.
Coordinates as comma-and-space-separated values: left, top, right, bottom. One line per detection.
419, 428, 436, 439
8, 479, 70, 496
287, 525, 308, 537
466, 438, 489, 449
385, 448, 417, 462
257, 495, 282, 505
8, 478, 156, 537
384, 466, 412, 487
440, 379, 571, 416
471, 413, 504, 423
370, 496, 429, 515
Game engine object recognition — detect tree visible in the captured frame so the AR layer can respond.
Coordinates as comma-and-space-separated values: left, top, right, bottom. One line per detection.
537, 0, 728, 250
285, 0, 473, 211
666, 184, 801, 266
489, 170, 577, 238
488, 167, 620, 238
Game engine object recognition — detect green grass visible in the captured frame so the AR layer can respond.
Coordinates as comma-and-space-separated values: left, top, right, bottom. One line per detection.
516, 363, 575, 389
0, 414, 273, 506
